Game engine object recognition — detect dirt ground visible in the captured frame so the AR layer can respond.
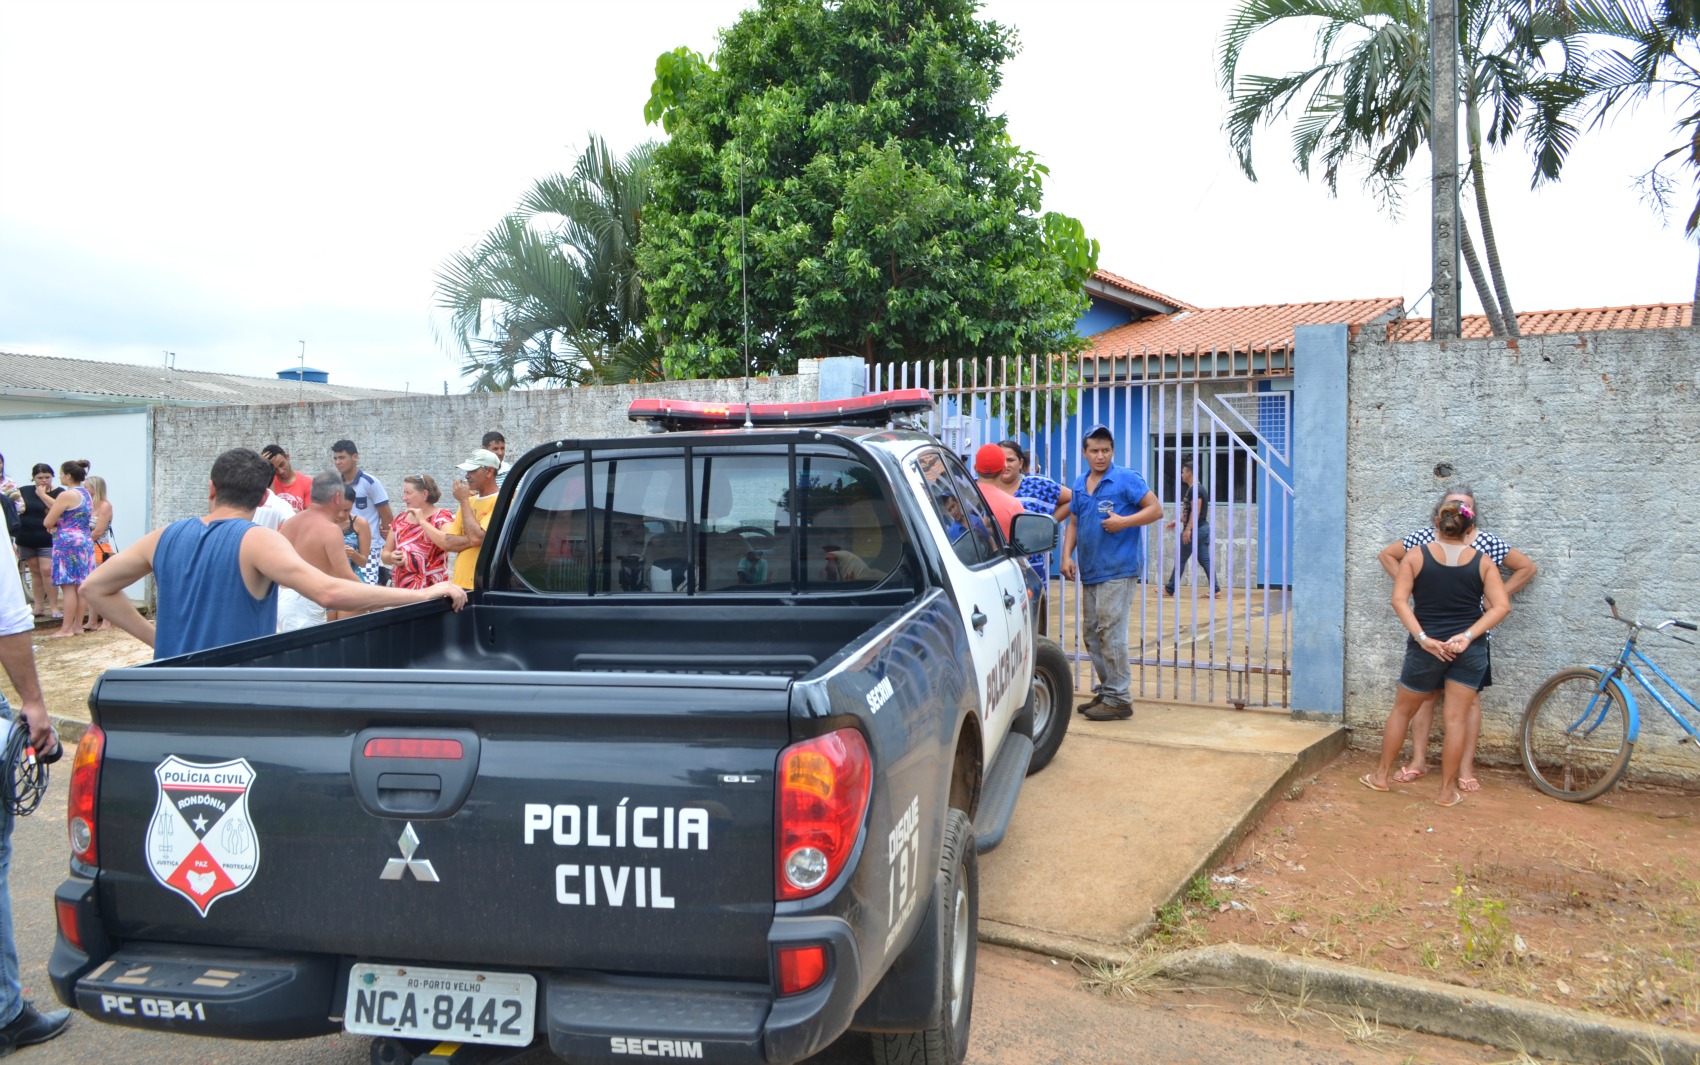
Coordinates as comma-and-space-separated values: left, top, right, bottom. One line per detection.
0, 621, 151, 722
1169, 746, 1700, 1032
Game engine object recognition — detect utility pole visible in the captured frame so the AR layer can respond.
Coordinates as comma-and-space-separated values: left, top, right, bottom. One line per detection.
1430, 0, 1461, 339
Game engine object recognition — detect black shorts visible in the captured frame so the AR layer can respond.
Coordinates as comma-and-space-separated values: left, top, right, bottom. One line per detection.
1399, 638, 1490, 694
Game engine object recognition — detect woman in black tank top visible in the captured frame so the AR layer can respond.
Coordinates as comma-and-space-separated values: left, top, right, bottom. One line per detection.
1361, 500, 1510, 807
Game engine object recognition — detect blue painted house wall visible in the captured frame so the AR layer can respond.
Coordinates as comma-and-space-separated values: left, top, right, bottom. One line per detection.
1075, 298, 1137, 336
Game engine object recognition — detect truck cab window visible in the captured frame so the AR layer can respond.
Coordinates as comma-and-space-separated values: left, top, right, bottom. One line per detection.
913, 449, 998, 567
506, 449, 909, 594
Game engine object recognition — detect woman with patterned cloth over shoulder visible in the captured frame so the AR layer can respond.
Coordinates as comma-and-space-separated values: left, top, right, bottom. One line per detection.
381, 474, 455, 590
39, 459, 95, 638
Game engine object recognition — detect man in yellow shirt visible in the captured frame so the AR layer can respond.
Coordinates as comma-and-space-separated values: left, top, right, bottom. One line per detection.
444, 448, 501, 590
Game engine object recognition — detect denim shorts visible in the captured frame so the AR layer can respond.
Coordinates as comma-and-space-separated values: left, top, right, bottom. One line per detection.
14, 545, 49, 561
1399, 638, 1490, 693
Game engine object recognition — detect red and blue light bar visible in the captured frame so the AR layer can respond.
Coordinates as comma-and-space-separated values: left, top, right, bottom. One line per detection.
627, 389, 934, 432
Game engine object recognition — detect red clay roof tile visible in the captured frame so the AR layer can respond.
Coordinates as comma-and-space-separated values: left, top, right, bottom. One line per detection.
1090, 270, 1197, 312
1085, 298, 1406, 358
1392, 303, 1692, 340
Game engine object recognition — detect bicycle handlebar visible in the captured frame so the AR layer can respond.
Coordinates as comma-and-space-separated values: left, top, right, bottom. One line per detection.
1605, 596, 1697, 638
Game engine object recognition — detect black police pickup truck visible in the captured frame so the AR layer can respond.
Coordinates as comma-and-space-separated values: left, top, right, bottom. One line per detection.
50, 390, 1072, 1065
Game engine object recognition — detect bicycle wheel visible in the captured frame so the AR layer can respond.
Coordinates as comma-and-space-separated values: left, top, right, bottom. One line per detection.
1520, 667, 1633, 802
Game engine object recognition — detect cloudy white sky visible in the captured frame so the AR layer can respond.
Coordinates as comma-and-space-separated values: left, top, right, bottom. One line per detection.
1, 0, 1692, 392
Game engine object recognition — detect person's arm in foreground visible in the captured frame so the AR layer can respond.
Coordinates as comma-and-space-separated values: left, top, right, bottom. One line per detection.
81, 528, 165, 647
0, 630, 53, 753
249, 527, 467, 614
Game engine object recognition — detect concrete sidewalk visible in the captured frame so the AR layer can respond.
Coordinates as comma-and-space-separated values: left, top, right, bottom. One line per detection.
981, 698, 1700, 1065
979, 701, 1343, 958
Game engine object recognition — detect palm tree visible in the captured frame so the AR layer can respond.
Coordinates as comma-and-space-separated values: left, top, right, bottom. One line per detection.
1219, 0, 1580, 335
1540, 0, 1700, 321
435, 136, 663, 390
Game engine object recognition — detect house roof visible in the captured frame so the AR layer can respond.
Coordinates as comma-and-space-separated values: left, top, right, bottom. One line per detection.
1089, 270, 1196, 313
1086, 297, 1407, 358
1391, 302, 1693, 341
0, 351, 409, 407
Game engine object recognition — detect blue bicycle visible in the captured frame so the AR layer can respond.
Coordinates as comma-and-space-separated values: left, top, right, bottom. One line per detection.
1520, 597, 1700, 802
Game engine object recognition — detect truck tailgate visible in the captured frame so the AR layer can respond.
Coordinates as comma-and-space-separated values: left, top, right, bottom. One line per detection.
88, 670, 791, 981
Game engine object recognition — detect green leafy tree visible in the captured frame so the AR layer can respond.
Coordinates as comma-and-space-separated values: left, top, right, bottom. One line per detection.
1542, 0, 1700, 319
435, 136, 663, 390
638, 0, 1098, 380
1219, 0, 1582, 336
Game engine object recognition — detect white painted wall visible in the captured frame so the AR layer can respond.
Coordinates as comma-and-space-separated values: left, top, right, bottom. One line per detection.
0, 408, 150, 601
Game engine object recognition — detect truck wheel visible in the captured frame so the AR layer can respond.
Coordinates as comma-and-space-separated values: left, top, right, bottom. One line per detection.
1019, 637, 1072, 775
871, 808, 977, 1065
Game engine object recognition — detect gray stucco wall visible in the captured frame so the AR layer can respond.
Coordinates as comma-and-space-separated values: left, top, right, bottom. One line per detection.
1344, 328, 1700, 781
152, 373, 819, 531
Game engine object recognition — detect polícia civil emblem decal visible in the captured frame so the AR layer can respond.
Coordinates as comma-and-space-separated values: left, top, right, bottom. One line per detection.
145, 756, 259, 917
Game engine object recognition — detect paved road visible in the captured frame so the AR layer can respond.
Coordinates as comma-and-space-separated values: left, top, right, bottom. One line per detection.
8, 771, 1490, 1065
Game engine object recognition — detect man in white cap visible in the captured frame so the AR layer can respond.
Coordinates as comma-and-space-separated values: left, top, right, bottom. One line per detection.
442, 448, 501, 590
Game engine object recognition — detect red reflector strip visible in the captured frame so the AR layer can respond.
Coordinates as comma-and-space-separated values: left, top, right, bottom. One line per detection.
363, 738, 464, 760
628, 389, 934, 431
776, 945, 827, 995
56, 899, 82, 952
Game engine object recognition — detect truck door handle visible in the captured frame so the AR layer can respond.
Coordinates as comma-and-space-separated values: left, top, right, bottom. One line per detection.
972, 609, 988, 633
1002, 591, 1016, 610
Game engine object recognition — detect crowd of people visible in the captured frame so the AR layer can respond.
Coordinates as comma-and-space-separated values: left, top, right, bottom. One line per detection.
0, 455, 115, 639
0, 430, 515, 661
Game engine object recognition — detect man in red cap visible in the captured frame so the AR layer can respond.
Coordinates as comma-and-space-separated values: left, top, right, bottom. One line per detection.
973, 444, 1027, 539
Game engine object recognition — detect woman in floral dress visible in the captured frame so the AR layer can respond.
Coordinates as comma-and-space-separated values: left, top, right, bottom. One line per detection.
40, 459, 95, 638
381, 474, 454, 590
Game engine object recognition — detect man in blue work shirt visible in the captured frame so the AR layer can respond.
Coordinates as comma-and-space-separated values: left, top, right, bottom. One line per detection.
1060, 424, 1163, 720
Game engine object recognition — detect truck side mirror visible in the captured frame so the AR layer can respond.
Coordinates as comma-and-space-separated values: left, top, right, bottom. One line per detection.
1007, 512, 1057, 555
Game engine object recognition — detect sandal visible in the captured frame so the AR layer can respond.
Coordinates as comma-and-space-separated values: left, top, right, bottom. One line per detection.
1392, 766, 1428, 784
1458, 777, 1481, 793
1359, 773, 1391, 793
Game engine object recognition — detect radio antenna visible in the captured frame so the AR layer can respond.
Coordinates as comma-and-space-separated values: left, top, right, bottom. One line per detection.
739, 141, 754, 430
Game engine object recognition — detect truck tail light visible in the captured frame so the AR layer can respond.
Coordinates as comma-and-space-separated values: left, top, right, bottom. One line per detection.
68, 724, 104, 865
776, 945, 827, 995
55, 898, 82, 952
776, 728, 870, 901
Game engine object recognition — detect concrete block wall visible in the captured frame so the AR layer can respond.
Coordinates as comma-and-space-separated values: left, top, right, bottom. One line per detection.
1343, 327, 1700, 782
151, 374, 818, 532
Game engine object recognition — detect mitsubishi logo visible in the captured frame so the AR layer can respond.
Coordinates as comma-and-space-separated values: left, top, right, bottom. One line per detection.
379, 823, 439, 882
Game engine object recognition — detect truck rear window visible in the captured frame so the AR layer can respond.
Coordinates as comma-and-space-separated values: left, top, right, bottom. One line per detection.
505, 449, 911, 595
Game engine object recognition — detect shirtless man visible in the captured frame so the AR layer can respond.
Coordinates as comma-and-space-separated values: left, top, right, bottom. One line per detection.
277, 474, 363, 630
